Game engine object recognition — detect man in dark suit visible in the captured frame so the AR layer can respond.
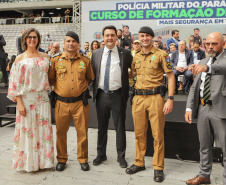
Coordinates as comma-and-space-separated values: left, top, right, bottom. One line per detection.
185, 32, 226, 185
170, 40, 193, 94
91, 25, 133, 168
167, 30, 180, 51
191, 42, 205, 64
0, 34, 8, 87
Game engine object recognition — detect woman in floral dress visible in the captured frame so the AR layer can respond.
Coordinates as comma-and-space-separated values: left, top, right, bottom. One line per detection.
7, 28, 54, 172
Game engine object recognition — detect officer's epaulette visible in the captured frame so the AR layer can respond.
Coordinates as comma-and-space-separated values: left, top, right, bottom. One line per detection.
52, 53, 61, 58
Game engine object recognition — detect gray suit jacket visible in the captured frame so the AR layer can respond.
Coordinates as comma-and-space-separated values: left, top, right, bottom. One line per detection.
16, 36, 24, 55
186, 50, 226, 119
91, 46, 133, 103
170, 50, 193, 68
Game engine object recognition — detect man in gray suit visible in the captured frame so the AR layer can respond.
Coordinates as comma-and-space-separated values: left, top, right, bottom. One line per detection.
185, 32, 226, 185
16, 29, 25, 55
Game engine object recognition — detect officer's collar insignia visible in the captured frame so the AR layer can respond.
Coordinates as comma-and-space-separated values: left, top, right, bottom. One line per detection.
49, 61, 52, 66
151, 55, 156, 60
79, 61, 86, 69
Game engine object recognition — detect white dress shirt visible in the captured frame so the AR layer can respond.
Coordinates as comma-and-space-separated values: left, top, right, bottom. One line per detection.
177, 51, 187, 68
193, 51, 198, 63
172, 37, 179, 44
98, 45, 122, 91
200, 52, 223, 98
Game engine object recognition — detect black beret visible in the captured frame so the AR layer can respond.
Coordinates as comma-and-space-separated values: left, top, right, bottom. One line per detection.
66, 31, 79, 43
139, 26, 154, 37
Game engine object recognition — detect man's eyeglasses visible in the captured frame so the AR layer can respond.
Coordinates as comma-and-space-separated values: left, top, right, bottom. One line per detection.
27, 36, 38, 40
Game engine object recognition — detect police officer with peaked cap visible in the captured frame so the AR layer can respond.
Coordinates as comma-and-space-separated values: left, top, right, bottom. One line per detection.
126, 26, 175, 183
48, 31, 95, 172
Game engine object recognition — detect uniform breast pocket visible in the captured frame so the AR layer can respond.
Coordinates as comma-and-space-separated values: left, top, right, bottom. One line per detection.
135, 63, 141, 75
147, 62, 158, 75
77, 68, 87, 80
57, 68, 67, 81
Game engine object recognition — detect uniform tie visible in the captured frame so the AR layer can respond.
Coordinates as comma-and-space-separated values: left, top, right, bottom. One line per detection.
104, 50, 112, 93
203, 57, 216, 104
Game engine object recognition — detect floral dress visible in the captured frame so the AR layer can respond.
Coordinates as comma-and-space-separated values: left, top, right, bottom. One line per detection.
7, 57, 54, 172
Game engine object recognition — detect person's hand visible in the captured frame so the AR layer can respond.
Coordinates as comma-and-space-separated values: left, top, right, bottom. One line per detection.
175, 67, 182, 72
188, 64, 207, 75
181, 67, 188, 73
163, 99, 173, 115
18, 103, 26, 117
185, 111, 192, 124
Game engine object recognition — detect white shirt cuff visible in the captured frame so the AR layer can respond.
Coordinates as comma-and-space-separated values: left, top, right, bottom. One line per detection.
208, 64, 211, 73
186, 108, 192, 112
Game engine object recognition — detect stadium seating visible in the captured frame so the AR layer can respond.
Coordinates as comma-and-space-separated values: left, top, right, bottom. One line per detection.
0, 23, 73, 57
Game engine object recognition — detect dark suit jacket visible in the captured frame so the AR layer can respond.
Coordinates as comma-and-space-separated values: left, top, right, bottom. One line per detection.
0, 35, 6, 59
191, 49, 205, 61
170, 50, 193, 69
91, 46, 133, 102
167, 37, 180, 50
119, 38, 128, 48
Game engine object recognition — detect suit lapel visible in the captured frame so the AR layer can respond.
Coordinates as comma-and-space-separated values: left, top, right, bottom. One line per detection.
97, 47, 104, 80
117, 46, 123, 73
215, 50, 226, 64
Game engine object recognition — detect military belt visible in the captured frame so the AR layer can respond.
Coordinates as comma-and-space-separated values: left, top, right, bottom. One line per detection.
56, 94, 82, 103
135, 87, 160, 95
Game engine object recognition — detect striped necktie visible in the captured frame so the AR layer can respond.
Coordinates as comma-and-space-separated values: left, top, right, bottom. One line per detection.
203, 57, 216, 104
103, 50, 112, 93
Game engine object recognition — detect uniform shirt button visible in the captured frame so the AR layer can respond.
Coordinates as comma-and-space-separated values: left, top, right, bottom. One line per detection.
72, 80, 73, 81
72, 88, 73, 90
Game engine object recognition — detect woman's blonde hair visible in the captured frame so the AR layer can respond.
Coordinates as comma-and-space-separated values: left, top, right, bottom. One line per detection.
22, 28, 41, 51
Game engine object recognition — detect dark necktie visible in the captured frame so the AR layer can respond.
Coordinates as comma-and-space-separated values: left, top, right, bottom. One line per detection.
104, 50, 112, 93
203, 57, 216, 103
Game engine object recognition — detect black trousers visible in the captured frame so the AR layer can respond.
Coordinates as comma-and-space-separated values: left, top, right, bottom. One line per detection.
0, 58, 8, 84
95, 89, 127, 159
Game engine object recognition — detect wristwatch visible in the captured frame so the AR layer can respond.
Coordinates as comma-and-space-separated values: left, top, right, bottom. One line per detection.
168, 96, 174, 100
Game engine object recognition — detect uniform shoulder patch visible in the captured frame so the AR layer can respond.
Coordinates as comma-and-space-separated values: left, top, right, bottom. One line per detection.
163, 52, 172, 69
166, 63, 172, 69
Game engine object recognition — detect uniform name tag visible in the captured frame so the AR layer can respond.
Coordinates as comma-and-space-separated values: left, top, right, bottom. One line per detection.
57, 66, 65, 69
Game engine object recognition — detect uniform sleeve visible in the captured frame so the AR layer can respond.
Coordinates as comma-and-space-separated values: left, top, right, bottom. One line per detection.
48, 57, 56, 86
131, 57, 136, 72
7, 61, 25, 102
160, 52, 173, 73
86, 59, 95, 83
